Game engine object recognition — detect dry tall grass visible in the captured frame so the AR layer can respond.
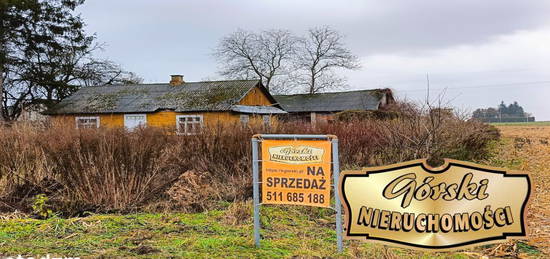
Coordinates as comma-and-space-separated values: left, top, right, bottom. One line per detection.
491, 125, 550, 255
0, 106, 498, 216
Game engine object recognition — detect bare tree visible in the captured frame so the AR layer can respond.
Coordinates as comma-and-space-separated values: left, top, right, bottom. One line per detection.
2, 41, 142, 121
294, 26, 360, 94
0, 0, 141, 121
214, 29, 297, 92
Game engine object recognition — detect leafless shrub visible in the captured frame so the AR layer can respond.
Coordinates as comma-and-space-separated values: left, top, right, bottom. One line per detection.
166, 170, 224, 212
0, 102, 499, 215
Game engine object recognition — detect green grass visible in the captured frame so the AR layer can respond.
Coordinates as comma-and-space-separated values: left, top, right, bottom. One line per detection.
0, 203, 481, 258
490, 121, 550, 126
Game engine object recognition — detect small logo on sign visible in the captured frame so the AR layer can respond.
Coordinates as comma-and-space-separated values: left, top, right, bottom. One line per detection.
268, 145, 324, 164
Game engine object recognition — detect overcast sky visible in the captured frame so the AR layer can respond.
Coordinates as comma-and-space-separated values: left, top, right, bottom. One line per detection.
79, 0, 550, 120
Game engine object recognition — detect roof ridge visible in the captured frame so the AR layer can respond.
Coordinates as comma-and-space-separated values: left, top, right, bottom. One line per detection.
82, 79, 260, 88
188, 79, 259, 83
274, 88, 385, 97
82, 83, 166, 88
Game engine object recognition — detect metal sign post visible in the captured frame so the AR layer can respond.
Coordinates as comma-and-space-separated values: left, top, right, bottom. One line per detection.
332, 138, 343, 252
251, 134, 343, 252
252, 138, 261, 248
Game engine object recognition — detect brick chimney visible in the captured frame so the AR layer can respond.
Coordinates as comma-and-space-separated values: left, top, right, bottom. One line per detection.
169, 75, 184, 86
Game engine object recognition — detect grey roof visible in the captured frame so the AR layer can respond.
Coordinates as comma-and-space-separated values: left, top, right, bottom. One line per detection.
45, 80, 283, 115
274, 89, 388, 113
231, 105, 287, 114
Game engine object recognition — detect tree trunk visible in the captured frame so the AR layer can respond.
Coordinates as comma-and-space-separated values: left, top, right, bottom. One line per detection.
309, 73, 315, 94
1, 6, 6, 123
0, 66, 4, 122
264, 77, 271, 93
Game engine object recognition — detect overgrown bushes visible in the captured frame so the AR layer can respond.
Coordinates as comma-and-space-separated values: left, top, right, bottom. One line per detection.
335, 110, 400, 121
0, 104, 499, 216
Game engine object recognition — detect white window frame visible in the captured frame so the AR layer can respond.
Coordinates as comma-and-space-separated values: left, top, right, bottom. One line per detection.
176, 115, 203, 135
75, 116, 100, 129
124, 114, 147, 130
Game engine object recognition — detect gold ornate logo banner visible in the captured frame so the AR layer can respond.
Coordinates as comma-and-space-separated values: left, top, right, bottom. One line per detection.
339, 159, 531, 250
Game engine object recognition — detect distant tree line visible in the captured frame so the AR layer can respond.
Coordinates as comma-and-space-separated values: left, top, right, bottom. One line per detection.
0, 0, 140, 121
472, 101, 535, 123
213, 27, 360, 94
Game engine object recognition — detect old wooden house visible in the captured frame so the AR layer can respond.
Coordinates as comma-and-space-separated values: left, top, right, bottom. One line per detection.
274, 88, 394, 123
45, 75, 286, 134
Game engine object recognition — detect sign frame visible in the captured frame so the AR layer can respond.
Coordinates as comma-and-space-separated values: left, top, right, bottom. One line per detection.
338, 158, 531, 251
251, 134, 343, 252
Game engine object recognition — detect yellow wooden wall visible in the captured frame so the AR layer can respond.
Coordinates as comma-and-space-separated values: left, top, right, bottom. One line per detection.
100, 114, 124, 127
151, 111, 240, 128
238, 86, 272, 105
147, 111, 177, 129
51, 113, 124, 128
52, 111, 241, 129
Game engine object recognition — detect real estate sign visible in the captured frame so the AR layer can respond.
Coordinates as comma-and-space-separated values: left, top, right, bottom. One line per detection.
261, 139, 332, 207
339, 159, 531, 250
252, 135, 342, 251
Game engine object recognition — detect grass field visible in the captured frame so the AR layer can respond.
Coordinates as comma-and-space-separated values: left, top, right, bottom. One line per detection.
489, 121, 550, 126
488, 125, 550, 256
0, 204, 473, 258
0, 125, 549, 258
1, 204, 539, 259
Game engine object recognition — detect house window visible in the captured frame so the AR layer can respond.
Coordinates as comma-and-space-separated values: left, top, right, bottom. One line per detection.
262, 115, 270, 125
176, 115, 203, 135
75, 116, 100, 129
124, 114, 147, 130
240, 115, 249, 124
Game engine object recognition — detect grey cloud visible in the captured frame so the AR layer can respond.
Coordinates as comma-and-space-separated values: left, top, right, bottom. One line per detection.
78, 0, 550, 119
81, 0, 550, 56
